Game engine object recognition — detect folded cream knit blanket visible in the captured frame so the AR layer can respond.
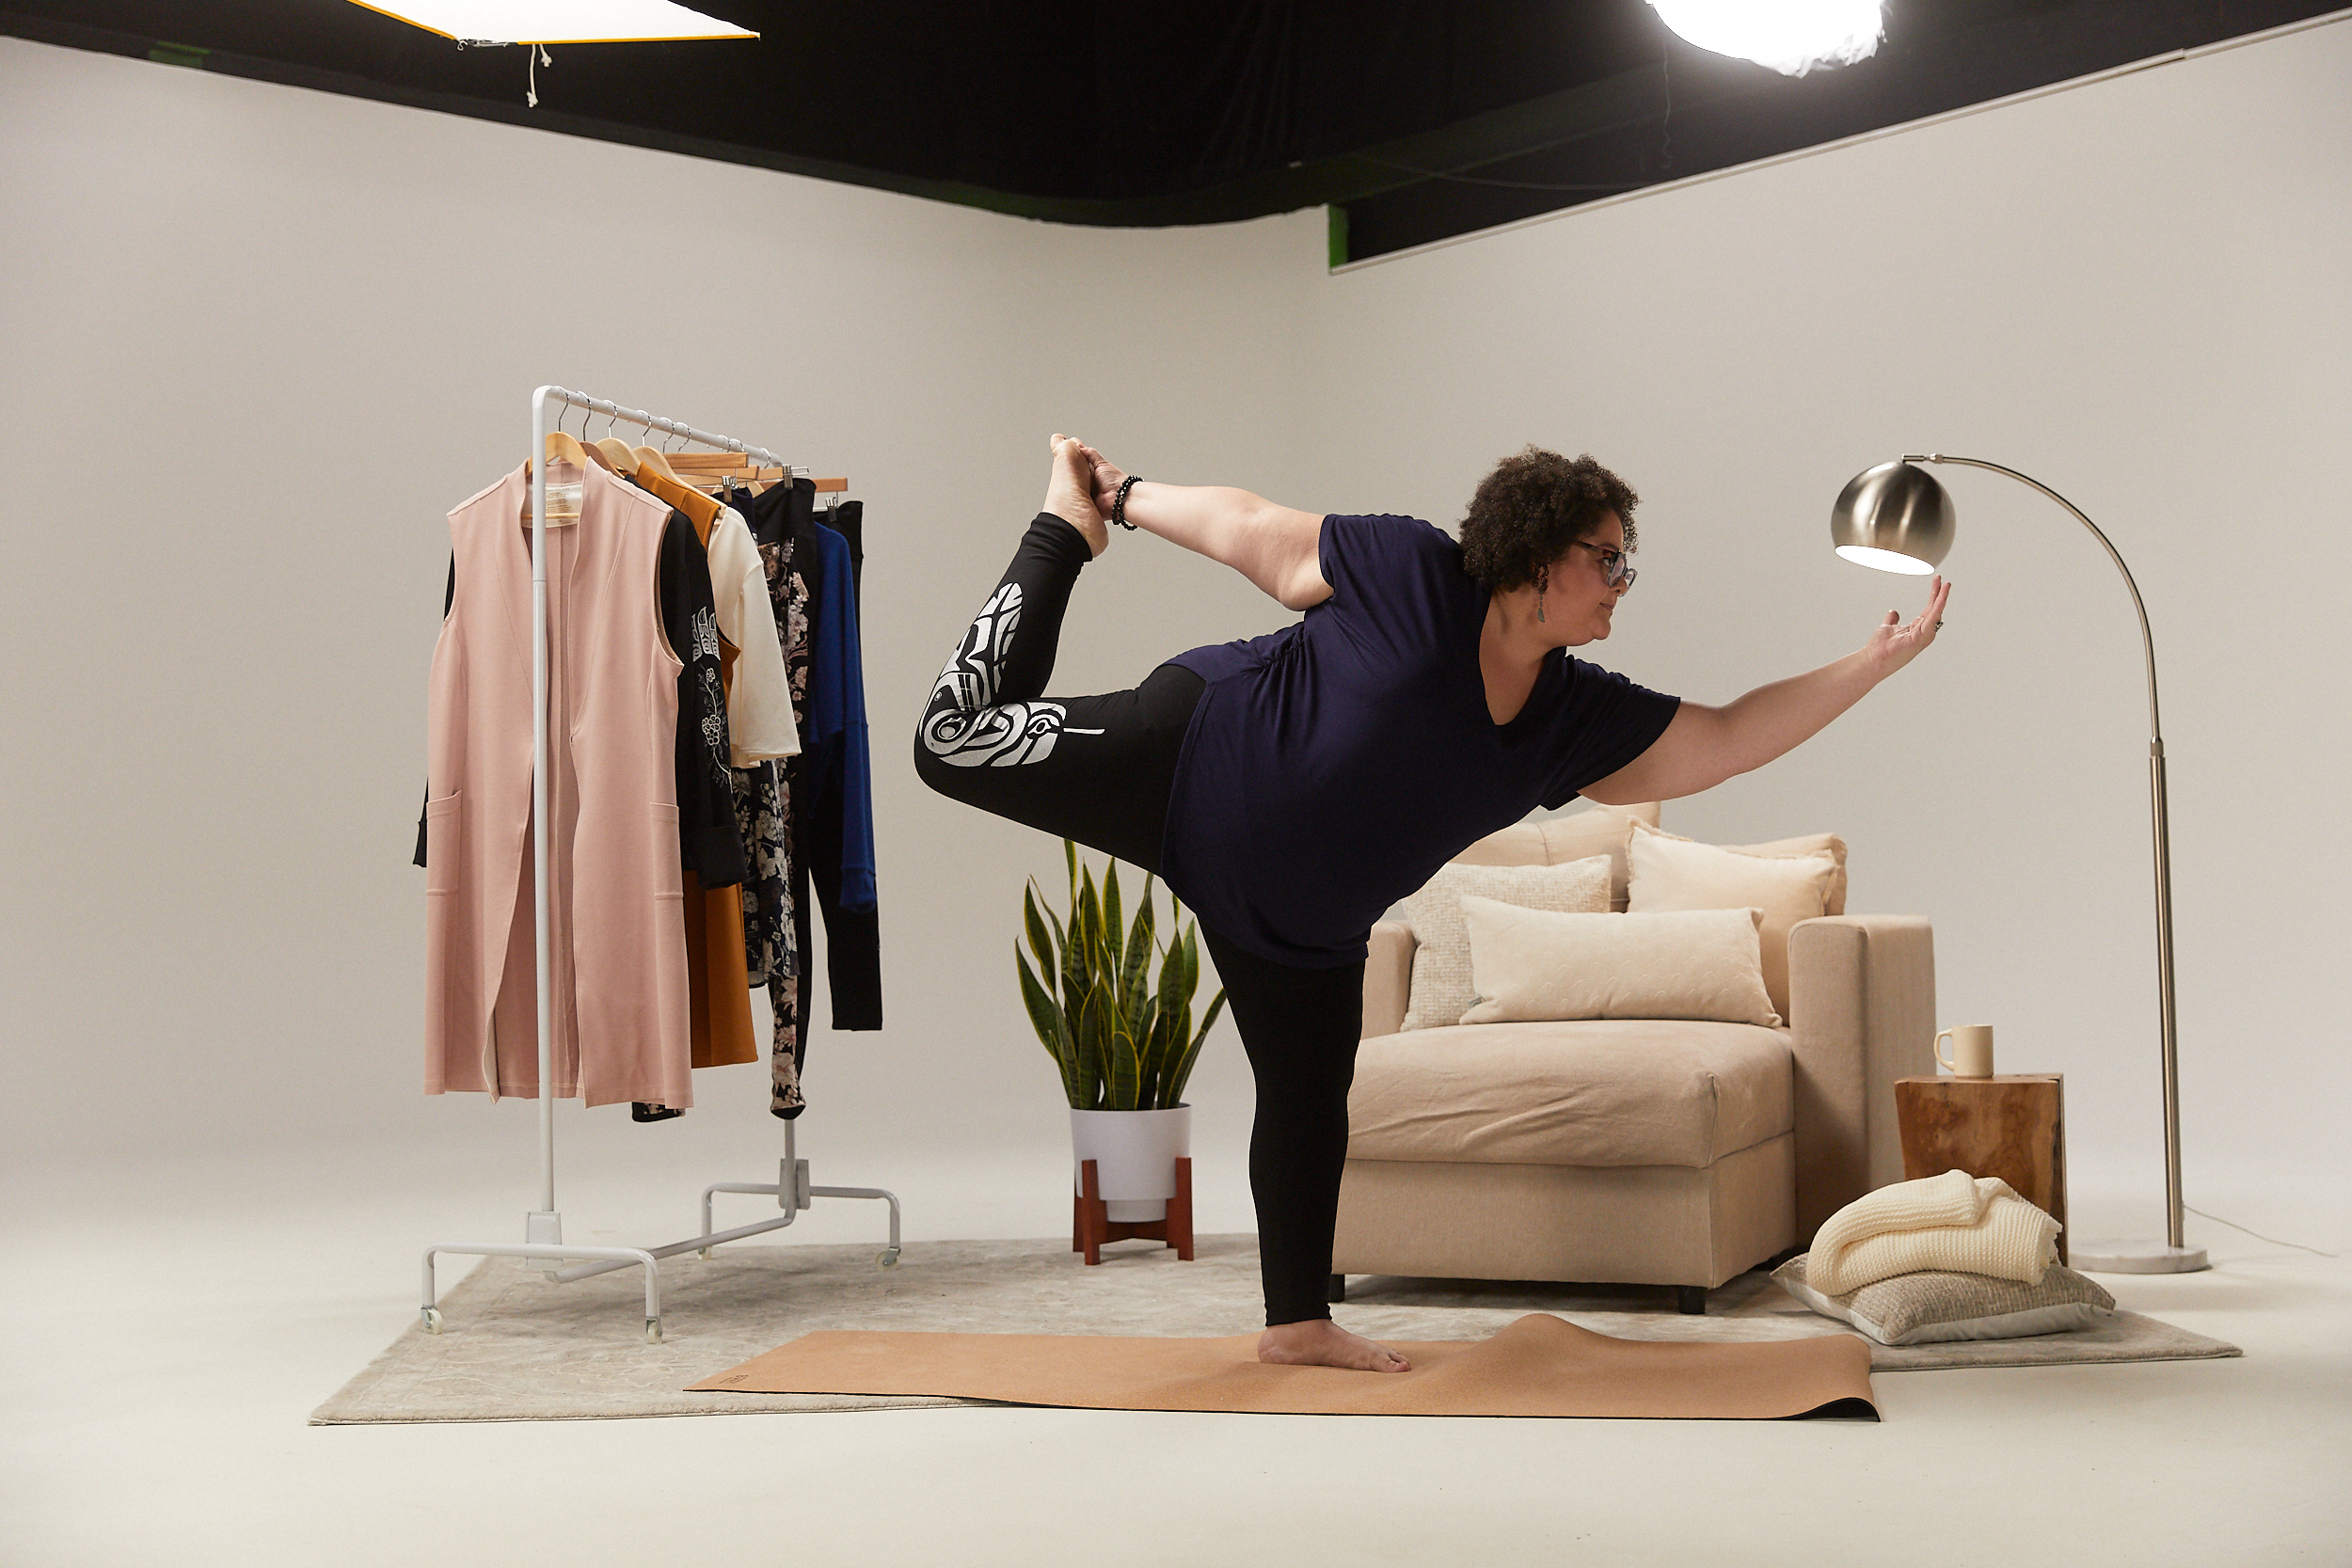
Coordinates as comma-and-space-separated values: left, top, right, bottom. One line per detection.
1808, 1169, 2061, 1296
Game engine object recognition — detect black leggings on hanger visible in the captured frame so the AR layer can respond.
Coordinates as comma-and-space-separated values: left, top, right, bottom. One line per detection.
914, 515, 1365, 1328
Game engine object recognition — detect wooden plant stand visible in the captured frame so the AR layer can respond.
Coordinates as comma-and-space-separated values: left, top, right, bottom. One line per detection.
1895, 1074, 2068, 1264
1073, 1156, 1195, 1265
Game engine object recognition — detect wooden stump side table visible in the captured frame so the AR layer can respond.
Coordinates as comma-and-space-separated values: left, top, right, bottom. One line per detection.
1893, 1074, 2068, 1265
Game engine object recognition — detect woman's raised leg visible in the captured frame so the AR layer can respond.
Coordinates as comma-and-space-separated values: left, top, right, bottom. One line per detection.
914, 436, 1200, 872
920, 438, 1403, 1371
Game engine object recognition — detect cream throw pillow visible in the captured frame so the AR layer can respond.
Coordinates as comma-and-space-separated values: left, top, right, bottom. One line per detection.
1627, 826, 1838, 1022
1631, 820, 1850, 916
1399, 857, 1613, 1030
1449, 801, 1661, 910
1457, 898, 1782, 1028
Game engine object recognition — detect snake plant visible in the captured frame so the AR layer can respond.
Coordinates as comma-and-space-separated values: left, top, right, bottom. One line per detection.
1016, 840, 1226, 1112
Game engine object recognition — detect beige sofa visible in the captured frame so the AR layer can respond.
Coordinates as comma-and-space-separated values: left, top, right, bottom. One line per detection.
1330, 817, 1934, 1313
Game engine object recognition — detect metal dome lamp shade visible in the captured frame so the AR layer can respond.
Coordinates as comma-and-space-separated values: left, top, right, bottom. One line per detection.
1831, 460, 1953, 574
1832, 454, 2206, 1274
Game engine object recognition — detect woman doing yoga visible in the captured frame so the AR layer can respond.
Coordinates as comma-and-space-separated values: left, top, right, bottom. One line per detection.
917, 436, 1949, 1374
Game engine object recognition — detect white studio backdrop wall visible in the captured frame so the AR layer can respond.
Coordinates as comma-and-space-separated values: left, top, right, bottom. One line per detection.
2, 18, 2346, 1252
1293, 18, 2352, 1246
0, 36, 1324, 1240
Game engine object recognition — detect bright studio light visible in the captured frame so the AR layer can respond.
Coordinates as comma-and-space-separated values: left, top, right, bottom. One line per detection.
350, 0, 755, 44
1647, 1, 1884, 76
1836, 545, 1938, 575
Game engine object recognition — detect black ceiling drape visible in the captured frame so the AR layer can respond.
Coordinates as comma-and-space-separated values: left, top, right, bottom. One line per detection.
4, 1, 2333, 259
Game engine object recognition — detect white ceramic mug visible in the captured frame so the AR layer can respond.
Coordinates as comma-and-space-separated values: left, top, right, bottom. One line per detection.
1935, 1024, 1995, 1078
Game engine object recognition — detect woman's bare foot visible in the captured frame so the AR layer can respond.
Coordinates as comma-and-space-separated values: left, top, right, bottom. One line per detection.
1258, 1318, 1412, 1373
1044, 433, 1108, 557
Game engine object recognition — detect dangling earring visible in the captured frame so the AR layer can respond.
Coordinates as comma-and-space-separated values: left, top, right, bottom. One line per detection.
1535, 566, 1548, 624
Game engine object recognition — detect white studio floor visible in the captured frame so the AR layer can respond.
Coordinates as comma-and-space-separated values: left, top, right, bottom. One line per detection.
5, 1144, 2348, 1568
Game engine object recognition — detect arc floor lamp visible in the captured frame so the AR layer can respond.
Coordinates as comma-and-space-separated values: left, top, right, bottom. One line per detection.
1832, 456, 2207, 1274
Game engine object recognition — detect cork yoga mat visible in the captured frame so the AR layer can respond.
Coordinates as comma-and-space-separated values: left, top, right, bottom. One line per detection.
690, 1312, 1878, 1420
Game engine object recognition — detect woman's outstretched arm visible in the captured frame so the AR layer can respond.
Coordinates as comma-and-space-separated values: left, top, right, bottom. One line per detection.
1583, 578, 1951, 803
1074, 443, 1331, 610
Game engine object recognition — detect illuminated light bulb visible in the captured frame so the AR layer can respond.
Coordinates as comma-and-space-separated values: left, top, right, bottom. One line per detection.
349, 1, 754, 44
1647, 1, 1883, 76
1836, 545, 1939, 575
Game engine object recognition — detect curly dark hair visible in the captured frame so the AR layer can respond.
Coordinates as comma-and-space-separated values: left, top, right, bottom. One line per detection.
1458, 448, 1639, 593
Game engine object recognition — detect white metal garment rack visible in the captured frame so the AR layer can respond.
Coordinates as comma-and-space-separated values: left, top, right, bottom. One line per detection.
420, 385, 901, 1344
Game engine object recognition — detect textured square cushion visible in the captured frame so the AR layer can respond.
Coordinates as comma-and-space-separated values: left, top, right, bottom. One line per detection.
1447, 800, 1661, 910
1627, 826, 1839, 1022
1772, 1255, 2117, 1345
1399, 857, 1613, 1030
1347, 1019, 1794, 1167
1458, 899, 1781, 1028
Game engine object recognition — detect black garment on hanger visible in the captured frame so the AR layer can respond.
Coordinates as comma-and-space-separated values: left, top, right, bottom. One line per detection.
782, 479, 882, 1036
657, 508, 747, 889
639, 505, 746, 1123
733, 477, 882, 1118
732, 481, 806, 1111
823, 495, 864, 607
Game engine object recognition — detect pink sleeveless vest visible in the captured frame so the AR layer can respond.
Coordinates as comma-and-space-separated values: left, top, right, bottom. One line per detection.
423, 462, 693, 1108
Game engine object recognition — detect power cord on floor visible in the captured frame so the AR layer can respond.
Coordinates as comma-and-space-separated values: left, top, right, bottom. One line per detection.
2185, 1204, 2342, 1258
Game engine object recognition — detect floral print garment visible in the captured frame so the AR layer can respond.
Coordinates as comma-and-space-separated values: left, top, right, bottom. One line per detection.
737, 531, 813, 1117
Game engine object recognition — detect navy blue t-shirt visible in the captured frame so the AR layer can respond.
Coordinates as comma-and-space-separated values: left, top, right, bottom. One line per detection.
1159, 514, 1679, 968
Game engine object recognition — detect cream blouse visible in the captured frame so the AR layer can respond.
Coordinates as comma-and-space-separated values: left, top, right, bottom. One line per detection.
712, 504, 799, 766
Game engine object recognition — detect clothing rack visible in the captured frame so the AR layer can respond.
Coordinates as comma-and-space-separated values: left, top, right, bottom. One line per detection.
420, 385, 900, 1343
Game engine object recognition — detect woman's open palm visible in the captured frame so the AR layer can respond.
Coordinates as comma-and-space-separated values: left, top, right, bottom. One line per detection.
1864, 576, 1951, 676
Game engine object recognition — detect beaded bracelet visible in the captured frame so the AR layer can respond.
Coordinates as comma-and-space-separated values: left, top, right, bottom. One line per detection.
1112, 474, 1142, 531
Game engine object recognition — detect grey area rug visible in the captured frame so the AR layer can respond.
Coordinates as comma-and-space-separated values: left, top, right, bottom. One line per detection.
313, 1234, 2240, 1424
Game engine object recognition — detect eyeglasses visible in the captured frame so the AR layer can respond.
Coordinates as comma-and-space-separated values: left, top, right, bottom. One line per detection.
1570, 539, 1637, 591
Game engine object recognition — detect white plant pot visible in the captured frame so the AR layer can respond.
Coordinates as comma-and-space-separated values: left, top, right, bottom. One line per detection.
1070, 1104, 1191, 1223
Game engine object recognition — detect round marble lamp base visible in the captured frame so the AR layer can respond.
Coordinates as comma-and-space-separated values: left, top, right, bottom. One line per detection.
2073, 1239, 2210, 1274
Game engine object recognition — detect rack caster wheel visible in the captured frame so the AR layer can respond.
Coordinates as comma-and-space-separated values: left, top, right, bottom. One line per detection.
876, 1248, 900, 1269
697, 1248, 711, 1260
421, 1308, 443, 1335
645, 1318, 664, 1344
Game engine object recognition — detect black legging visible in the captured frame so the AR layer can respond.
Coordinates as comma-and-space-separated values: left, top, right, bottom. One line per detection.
914, 515, 1365, 1326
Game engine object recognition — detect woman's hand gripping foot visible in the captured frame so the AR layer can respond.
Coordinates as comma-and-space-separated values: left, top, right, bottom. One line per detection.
1044, 434, 1109, 558
1074, 441, 1129, 521
1259, 1318, 1412, 1373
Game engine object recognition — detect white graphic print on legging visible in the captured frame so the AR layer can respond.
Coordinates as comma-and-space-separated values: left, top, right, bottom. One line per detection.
921, 581, 1097, 768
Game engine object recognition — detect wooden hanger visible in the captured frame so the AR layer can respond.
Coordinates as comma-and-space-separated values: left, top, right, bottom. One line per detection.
594, 436, 641, 476
660, 451, 850, 496
664, 451, 775, 477
574, 420, 621, 472
523, 430, 597, 526
543, 428, 596, 472
633, 444, 685, 484
664, 451, 785, 496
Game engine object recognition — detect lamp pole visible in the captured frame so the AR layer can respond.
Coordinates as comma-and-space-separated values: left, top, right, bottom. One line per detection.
1899, 455, 2201, 1272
